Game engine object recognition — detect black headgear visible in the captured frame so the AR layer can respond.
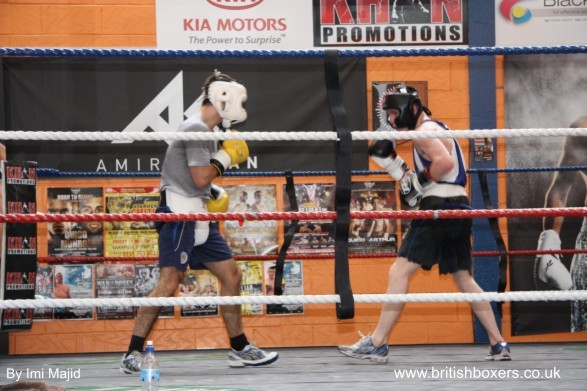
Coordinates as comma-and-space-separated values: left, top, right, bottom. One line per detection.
382, 84, 431, 130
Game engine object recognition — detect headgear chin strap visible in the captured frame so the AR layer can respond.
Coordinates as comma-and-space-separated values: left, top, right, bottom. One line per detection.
382, 84, 430, 130
207, 80, 248, 129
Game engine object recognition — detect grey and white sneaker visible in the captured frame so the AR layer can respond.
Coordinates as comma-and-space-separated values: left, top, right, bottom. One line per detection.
485, 342, 512, 361
338, 334, 389, 363
338, 332, 371, 353
228, 343, 279, 368
120, 350, 144, 374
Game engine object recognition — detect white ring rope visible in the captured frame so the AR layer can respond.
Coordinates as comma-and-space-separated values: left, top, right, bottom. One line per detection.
3, 290, 587, 309
0, 128, 586, 142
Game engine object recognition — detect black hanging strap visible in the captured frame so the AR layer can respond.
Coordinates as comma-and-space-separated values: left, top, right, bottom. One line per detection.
273, 171, 298, 297
324, 50, 354, 320
478, 171, 508, 316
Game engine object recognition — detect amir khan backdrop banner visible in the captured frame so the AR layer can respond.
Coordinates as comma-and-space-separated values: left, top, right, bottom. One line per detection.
0, 57, 368, 173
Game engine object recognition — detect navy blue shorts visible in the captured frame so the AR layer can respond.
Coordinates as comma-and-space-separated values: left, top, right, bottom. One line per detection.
398, 196, 472, 275
156, 206, 233, 271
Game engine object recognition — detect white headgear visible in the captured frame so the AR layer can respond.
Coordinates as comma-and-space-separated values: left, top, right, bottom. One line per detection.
207, 80, 248, 129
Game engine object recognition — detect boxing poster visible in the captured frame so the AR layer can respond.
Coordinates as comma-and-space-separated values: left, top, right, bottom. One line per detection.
178, 269, 219, 318
104, 187, 159, 258
95, 264, 135, 320
505, 53, 587, 334
223, 185, 278, 256
349, 181, 398, 255
46, 187, 104, 257
474, 138, 494, 162
33, 265, 54, 320
237, 260, 264, 316
133, 264, 174, 318
0, 161, 37, 331
266, 260, 304, 316
53, 264, 94, 320
3, 57, 368, 173
283, 183, 336, 255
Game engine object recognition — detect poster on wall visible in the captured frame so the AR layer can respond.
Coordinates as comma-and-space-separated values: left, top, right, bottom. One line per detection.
178, 269, 219, 318
104, 187, 159, 258
46, 187, 104, 257
474, 138, 494, 161
237, 261, 264, 316
349, 181, 397, 255
283, 183, 336, 255
223, 185, 278, 256
133, 265, 174, 318
53, 264, 94, 320
496, 0, 587, 47
313, 0, 468, 47
266, 260, 304, 315
0, 161, 38, 331
34, 265, 54, 320
95, 264, 135, 320
505, 53, 587, 335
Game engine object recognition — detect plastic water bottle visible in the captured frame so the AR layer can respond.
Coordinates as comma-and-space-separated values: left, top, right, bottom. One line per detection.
140, 341, 160, 391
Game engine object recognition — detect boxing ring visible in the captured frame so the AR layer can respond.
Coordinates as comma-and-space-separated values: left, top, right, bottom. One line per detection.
1, 44, 587, 390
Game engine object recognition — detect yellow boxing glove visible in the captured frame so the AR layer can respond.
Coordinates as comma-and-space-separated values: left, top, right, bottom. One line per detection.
207, 184, 229, 213
210, 132, 249, 176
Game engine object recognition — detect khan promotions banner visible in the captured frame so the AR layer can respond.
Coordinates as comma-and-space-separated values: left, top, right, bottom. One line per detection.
156, 1, 468, 49
2, 57, 368, 173
0, 161, 37, 331
496, 0, 587, 47
315, 0, 468, 47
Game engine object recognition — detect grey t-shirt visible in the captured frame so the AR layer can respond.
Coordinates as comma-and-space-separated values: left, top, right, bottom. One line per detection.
160, 114, 217, 200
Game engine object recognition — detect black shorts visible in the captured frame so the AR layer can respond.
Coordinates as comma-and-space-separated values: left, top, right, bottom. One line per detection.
398, 196, 472, 275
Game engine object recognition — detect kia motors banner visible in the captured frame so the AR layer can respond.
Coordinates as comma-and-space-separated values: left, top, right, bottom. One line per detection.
496, 0, 587, 46
1, 57, 368, 173
156, 0, 468, 49
0, 161, 37, 331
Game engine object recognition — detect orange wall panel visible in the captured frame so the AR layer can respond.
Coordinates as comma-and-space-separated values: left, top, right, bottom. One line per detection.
101, 5, 155, 35
41, 6, 103, 35
0, 5, 43, 35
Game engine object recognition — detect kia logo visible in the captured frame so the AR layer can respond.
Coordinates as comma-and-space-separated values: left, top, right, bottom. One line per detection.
207, 0, 264, 10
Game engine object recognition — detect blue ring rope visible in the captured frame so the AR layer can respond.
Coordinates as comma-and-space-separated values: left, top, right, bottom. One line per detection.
1, 46, 586, 59
36, 166, 587, 178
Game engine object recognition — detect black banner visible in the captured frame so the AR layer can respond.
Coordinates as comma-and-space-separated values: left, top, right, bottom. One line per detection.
2, 57, 368, 173
1, 161, 37, 331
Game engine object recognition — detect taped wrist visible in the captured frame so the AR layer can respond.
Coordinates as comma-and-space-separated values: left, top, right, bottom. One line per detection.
210, 149, 231, 176
386, 156, 410, 181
